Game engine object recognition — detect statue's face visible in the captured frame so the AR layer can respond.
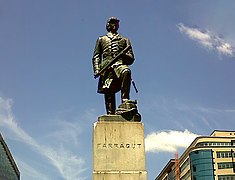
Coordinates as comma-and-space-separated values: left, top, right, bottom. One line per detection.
109, 21, 119, 33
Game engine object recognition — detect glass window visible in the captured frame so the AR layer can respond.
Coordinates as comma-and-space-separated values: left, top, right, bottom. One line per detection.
196, 141, 233, 147
216, 151, 233, 158
218, 162, 235, 169
218, 175, 235, 180
181, 170, 190, 180
190, 150, 214, 180
180, 159, 189, 173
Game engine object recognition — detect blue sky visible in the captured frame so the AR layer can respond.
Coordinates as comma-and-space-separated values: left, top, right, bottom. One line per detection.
0, 0, 235, 179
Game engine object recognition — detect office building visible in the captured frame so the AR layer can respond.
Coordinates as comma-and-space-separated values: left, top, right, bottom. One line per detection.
156, 130, 235, 180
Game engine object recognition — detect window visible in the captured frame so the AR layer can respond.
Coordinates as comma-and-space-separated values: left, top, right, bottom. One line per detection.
196, 141, 232, 147
218, 175, 235, 180
218, 162, 235, 169
190, 150, 214, 180
217, 151, 234, 158
181, 170, 190, 180
180, 159, 189, 173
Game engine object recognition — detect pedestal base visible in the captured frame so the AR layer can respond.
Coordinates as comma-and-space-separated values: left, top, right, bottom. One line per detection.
93, 171, 147, 180
93, 115, 147, 180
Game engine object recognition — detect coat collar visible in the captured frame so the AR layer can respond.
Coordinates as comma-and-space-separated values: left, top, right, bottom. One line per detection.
106, 32, 121, 39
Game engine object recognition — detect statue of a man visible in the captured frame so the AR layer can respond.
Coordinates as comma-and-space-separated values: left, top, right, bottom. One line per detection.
92, 17, 135, 114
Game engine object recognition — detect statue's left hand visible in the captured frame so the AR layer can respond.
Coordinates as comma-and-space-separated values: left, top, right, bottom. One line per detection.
94, 70, 99, 79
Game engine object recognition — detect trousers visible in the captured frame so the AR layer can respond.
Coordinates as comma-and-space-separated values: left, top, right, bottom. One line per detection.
104, 69, 131, 114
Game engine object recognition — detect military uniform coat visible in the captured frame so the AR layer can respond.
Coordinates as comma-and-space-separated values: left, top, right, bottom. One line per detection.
92, 32, 134, 94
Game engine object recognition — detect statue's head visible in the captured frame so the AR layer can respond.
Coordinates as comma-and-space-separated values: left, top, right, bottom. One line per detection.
106, 17, 119, 33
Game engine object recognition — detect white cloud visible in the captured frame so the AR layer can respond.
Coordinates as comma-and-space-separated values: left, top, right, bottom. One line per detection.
145, 129, 199, 153
42, 146, 86, 180
16, 160, 50, 180
177, 23, 234, 57
0, 97, 86, 180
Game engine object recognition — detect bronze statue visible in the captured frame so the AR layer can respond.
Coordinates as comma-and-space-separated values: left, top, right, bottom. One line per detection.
92, 17, 140, 120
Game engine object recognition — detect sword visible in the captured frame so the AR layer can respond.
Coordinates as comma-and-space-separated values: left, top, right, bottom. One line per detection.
132, 80, 139, 93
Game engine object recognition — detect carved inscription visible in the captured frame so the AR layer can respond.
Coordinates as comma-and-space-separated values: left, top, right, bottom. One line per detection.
97, 143, 142, 149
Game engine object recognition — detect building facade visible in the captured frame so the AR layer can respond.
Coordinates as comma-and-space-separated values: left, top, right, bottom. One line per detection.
156, 130, 235, 180
0, 133, 20, 180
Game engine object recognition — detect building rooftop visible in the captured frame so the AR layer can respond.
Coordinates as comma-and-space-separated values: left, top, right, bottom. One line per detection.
210, 130, 235, 137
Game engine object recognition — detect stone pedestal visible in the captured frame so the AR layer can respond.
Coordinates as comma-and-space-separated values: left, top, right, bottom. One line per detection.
93, 115, 147, 180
